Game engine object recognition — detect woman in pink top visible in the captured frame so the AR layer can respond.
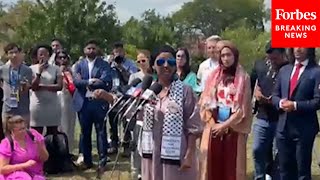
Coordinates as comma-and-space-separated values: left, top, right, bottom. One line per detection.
0, 115, 49, 180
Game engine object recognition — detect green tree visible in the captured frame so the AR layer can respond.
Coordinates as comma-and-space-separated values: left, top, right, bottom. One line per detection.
172, 0, 266, 37
0, 0, 36, 42
122, 9, 180, 51
124, 44, 138, 60
0, 2, 8, 41
221, 23, 270, 71
13, 0, 120, 62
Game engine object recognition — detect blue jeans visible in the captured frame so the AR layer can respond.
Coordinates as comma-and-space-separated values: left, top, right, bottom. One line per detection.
252, 119, 278, 180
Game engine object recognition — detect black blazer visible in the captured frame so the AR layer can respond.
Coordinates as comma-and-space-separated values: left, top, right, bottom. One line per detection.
251, 59, 284, 121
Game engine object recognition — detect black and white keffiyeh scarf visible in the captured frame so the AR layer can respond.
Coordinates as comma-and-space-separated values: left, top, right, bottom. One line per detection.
142, 80, 184, 164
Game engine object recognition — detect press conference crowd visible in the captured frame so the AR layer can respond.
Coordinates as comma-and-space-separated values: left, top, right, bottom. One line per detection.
0, 35, 319, 180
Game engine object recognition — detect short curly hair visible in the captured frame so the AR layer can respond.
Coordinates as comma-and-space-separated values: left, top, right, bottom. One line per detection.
30, 44, 53, 61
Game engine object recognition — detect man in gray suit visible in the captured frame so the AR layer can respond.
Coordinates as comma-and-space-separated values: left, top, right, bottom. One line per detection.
0, 43, 32, 127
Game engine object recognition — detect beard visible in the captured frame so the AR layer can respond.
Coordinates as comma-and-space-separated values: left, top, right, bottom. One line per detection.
87, 53, 96, 59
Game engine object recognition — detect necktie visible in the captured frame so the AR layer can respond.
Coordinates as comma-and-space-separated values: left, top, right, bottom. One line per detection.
289, 63, 303, 97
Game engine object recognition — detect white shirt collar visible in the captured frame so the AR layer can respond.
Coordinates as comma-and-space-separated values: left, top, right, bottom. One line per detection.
86, 57, 97, 63
294, 59, 309, 66
206, 58, 218, 67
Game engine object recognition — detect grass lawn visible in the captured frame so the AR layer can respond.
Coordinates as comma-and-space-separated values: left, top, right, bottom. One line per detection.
47, 120, 320, 180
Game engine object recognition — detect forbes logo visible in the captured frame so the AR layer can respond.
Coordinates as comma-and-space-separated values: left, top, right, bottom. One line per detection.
275, 9, 317, 20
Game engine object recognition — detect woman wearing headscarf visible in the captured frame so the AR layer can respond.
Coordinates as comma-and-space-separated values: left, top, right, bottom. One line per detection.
199, 40, 252, 180
140, 45, 202, 180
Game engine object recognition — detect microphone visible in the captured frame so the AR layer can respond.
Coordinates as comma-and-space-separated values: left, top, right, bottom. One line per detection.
107, 78, 142, 115
124, 82, 162, 130
136, 82, 162, 110
114, 75, 153, 119
122, 82, 162, 119
121, 77, 157, 118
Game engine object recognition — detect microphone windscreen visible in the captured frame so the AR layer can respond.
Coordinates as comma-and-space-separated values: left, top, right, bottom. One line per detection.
149, 82, 163, 95
141, 75, 153, 90
121, 78, 142, 93
130, 78, 142, 87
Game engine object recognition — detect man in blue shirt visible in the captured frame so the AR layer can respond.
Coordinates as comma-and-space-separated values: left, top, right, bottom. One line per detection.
108, 42, 138, 157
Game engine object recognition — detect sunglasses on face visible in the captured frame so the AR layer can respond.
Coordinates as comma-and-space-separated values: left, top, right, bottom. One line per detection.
137, 59, 147, 64
176, 54, 185, 58
156, 58, 176, 66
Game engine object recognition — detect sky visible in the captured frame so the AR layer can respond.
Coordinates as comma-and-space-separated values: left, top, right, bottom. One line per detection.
3, 0, 271, 29
3, 0, 271, 22
3, 0, 193, 22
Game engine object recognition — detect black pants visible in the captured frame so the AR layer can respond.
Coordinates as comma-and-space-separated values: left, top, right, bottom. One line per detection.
108, 110, 131, 148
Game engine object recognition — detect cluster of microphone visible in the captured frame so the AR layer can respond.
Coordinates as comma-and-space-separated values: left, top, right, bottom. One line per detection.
106, 75, 163, 130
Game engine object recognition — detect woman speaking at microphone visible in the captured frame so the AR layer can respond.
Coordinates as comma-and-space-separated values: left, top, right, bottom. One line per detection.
140, 45, 202, 180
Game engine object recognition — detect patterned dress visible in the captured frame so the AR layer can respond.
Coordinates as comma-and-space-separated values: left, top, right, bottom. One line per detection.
141, 85, 202, 180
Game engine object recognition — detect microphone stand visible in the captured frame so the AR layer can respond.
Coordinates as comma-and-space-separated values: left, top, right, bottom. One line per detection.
109, 109, 140, 179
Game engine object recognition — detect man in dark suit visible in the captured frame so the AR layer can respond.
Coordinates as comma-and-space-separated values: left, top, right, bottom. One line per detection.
272, 48, 320, 180
251, 42, 287, 180
73, 39, 112, 171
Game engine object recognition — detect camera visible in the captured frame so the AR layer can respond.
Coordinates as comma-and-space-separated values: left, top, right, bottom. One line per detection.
114, 55, 124, 64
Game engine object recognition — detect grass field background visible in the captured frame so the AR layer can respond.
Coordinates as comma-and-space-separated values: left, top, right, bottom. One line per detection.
47, 120, 320, 180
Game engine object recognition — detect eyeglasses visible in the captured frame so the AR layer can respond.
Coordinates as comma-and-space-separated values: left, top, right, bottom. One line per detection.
156, 58, 176, 66
137, 59, 147, 64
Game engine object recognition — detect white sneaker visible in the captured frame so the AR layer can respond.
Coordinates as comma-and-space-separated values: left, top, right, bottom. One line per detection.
266, 174, 272, 180
76, 153, 84, 165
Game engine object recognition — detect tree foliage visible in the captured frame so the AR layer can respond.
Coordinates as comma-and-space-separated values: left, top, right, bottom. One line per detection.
172, 0, 266, 37
122, 9, 180, 51
221, 23, 270, 70
13, 0, 121, 62
0, 0, 279, 70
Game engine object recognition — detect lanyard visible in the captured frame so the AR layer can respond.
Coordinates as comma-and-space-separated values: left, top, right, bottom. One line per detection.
9, 66, 21, 89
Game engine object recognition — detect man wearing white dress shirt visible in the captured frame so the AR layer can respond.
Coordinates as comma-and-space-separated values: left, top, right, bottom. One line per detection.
73, 39, 112, 172
197, 35, 222, 92
272, 48, 320, 180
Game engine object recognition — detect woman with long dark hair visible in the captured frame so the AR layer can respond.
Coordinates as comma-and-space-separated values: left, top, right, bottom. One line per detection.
55, 49, 76, 153
199, 40, 252, 180
176, 48, 200, 93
